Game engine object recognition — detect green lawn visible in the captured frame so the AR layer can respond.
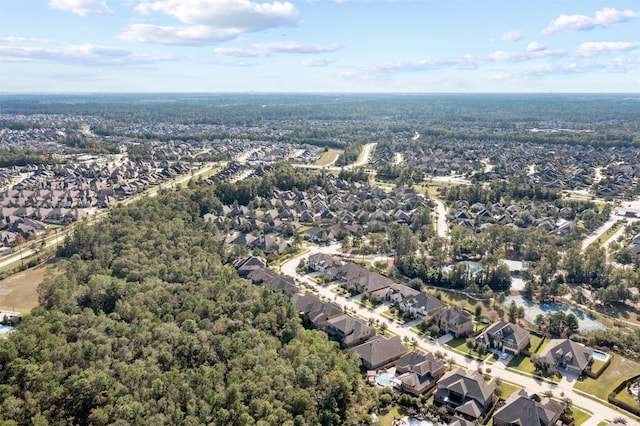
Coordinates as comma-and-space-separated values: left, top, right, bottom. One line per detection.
507, 354, 535, 374
445, 337, 486, 359
574, 355, 640, 401
570, 406, 593, 426
491, 379, 523, 399
526, 334, 543, 352
378, 406, 408, 426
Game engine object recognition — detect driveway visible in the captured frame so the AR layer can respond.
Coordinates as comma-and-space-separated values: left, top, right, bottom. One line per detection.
278, 243, 635, 425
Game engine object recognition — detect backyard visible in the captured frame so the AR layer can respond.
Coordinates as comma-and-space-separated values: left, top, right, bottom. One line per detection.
574, 355, 640, 402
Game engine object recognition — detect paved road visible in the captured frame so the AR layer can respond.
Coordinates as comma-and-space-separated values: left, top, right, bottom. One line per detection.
433, 199, 449, 238
346, 143, 377, 170
279, 244, 635, 425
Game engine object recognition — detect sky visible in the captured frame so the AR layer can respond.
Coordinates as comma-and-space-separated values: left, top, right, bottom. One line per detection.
0, 0, 638, 93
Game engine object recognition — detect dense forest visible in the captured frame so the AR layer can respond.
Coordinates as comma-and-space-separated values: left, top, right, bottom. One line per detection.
0, 184, 374, 425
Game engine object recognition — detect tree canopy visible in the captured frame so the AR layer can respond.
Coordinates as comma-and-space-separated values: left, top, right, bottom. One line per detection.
0, 185, 372, 425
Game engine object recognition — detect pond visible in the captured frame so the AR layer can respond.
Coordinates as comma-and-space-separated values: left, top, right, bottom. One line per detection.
503, 295, 606, 331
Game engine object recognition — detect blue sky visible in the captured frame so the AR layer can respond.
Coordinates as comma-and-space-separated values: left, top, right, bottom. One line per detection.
0, 0, 638, 93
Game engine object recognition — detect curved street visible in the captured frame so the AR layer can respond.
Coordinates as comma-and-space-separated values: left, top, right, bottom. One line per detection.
280, 244, 634, 426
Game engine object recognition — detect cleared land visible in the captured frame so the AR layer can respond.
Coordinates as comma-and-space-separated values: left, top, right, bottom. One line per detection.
314, 149, 341, 166
0, 259, 60, 313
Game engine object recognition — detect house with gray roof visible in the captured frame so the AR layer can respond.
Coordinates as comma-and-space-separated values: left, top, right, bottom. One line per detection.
540, 338, 594, 374
350, 335, 409, 370
323, 314, 376, 348
308, 253, 343, 272
493, 389, 563, 426
398, 292, 446, 319
395, 351, 446, 396
434, 367, 496, 421
474, 321, 530, 355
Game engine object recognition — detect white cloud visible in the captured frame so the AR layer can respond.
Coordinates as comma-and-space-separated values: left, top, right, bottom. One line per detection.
302, 57, 333, 67
527, 41, 545, 52
488, 47, 566, 62
119, 24, 241, 45
576, 42, 640, 57
214, 41, 340, 57
49, 0, 112, 16
543, 7, 639, 35
499, 30, 524, 42
0, 43, 169, 66
122, 0, 298, 45
0, 36, 56, 44
254, 41, 339, 54
213, 47, 262, 57
489, 51, 525, 62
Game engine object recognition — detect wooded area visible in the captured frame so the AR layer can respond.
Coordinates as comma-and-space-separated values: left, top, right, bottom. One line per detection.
0, 184, 374, 425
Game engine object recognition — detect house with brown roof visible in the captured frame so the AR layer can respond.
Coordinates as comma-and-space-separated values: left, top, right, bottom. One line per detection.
292, 293, 343, 329
434, 368, 496, 421
493, 389, 564, 426
323, 314, 376, 348
539, 338, 594, 375
350, 336, 409, 370
395, 351, 446, 396
435, 307, 474, 337
474, 321, 530, 355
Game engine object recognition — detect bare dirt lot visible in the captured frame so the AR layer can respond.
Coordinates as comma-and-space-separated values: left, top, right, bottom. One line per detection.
0, 259, 61, 313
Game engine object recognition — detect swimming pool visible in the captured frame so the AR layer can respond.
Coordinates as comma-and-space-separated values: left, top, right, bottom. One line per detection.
407, 417, 434, 426
377, 372, 394, 387
592, 350, 609, 362
503, 295, 606, 331
0, 325, 14, 335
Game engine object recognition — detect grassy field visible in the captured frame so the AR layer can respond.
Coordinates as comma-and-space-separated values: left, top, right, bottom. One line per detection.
491, 378, 523, 399
574, 355, 640, 401
507, 354, 536, 374
314, 149, 342, 166
571, 405, 593, 426
0, 259, 61, 313
526, 334, 543, 352
378, 406, 408, 426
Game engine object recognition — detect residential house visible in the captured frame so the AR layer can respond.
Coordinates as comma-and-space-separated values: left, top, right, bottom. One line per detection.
474, 321, 530, 355
323, 314, 376, 348
303, 227, 327, 243
447, 418, 474, 426
395, 351, 446, 396
233, 255, 267, 277
436, 307, 474, 337
264, 275, 298, 294
329, 262, 394, 298
434, 368, 496, 421
493, 389, 564, 426
350, 336, 409, 370
308, 253, 343, 272
398, 292, 445, 319
292, 293, 343, 329
540, 338, 594, 374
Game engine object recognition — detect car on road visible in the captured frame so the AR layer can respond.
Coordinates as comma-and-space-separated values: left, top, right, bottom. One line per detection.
501, 352, 508, 359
